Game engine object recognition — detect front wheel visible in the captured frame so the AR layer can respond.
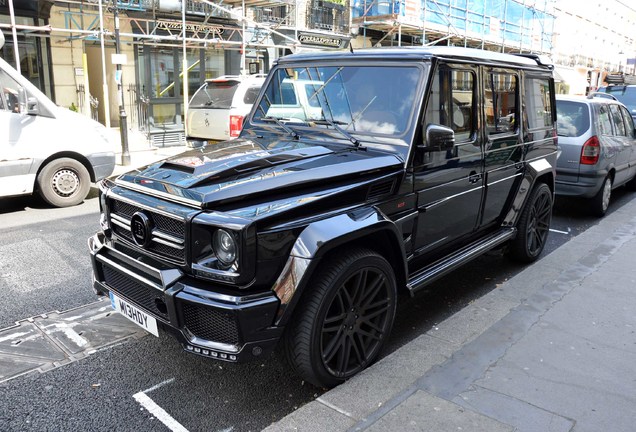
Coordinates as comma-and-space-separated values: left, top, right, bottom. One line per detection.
283, 248, 397, 388
508, 182, 553, 263
37, 158, 91, 207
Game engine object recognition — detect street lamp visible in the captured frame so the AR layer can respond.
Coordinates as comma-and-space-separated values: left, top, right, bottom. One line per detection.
112, 1, 130, 166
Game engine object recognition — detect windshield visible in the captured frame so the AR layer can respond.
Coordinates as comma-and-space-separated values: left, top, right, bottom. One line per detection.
252, 65, 421, 136
190, 80, 240, 109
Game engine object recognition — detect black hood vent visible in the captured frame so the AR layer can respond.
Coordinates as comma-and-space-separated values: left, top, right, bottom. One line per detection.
367, 179, 395, 200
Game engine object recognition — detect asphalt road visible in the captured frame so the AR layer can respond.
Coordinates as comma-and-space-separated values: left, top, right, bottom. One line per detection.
1, 186, 634, 431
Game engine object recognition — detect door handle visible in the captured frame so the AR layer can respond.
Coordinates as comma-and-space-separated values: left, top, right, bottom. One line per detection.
468, 171, 482, 184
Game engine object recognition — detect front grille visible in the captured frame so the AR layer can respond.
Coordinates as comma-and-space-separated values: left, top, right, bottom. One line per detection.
108, 198, 186, 263
103, 266, 169, 321
183, 303, 239, 345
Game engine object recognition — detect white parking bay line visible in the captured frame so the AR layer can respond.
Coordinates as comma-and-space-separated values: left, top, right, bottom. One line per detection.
133, 378, 188, 432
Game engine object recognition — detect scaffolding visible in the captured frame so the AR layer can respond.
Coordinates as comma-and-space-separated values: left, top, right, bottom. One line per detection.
351, 0, 555, 54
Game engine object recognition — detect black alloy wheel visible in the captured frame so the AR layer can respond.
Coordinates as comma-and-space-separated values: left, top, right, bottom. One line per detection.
284, 248, 397, 388
508, 182, 553, 263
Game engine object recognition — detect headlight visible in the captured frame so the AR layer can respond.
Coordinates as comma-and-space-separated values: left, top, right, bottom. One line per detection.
213, 229, 238, 268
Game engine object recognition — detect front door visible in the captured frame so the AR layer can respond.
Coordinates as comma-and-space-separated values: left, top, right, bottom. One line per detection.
412, 63, 483, 255
0, 67, 35, 197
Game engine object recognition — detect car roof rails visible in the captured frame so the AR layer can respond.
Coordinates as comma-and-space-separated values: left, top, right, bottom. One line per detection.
587, 92, 618, 101
513, 53, 554, 69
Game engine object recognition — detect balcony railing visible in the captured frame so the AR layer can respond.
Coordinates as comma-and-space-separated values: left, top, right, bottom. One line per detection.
307, 2, 349, 34
113, 0, 231, 18
253, 5, 296, 27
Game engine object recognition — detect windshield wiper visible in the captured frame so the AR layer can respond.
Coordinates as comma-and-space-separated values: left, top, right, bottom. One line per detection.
307, 118, 361, 148
261, 116, 300, 140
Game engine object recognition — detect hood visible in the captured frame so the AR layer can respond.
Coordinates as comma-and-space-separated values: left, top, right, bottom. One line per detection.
115, 138, 404, 209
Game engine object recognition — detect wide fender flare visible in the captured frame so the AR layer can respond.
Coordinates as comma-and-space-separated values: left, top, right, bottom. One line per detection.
272, 207, 407, 326
503, 156, 556, 227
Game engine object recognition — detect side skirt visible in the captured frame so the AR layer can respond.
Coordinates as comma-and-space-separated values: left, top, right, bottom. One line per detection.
407, 228, 516, 296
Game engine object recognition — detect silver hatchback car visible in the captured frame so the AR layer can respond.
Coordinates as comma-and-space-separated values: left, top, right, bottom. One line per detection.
556, 94, 636, 216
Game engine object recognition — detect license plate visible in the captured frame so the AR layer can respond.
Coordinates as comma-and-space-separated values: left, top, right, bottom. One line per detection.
110, 292, 159, 337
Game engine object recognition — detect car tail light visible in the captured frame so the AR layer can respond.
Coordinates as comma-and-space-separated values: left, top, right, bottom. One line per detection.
580, 136, 600, 165
229, 115, 244, 137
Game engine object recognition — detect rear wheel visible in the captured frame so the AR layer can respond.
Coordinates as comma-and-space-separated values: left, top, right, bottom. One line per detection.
508, 182, 553, 263
590, 175, 612, 217
283, 248, 397, 388
37, 158, 91, 207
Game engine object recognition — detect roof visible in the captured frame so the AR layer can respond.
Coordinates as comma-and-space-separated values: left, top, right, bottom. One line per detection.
277, 46, 551, 69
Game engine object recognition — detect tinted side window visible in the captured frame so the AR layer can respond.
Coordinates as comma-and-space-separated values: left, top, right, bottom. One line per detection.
425, 66, 476, 142
596, 104, 613, 135
620, 105, 635, 137
556, 100, 590, 137
485, 72, 518, 134
243, 87, 261, 105
525, 77, 552, 129
609, 104, 626, 136
190, 80, 240, 109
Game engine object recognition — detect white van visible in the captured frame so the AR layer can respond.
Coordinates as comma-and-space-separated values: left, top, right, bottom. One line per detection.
0, 32, 115, 207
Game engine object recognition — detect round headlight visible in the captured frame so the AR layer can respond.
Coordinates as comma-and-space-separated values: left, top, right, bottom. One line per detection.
213, 229, 237, 268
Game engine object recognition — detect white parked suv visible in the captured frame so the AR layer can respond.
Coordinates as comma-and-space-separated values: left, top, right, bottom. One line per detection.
186, 74, 266, 146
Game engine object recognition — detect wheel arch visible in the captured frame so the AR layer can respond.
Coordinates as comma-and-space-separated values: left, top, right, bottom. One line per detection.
34, 151, 96, 186
503, 157, 556, 227
272, 207, 408, 326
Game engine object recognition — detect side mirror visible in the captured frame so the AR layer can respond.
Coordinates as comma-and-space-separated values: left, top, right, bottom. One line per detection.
422, 124, 455, 151
17, 87, 28, 113
26, 97, 39, 116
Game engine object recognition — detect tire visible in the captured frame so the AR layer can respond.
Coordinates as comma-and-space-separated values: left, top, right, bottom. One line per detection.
625, 173, 636, 191
37, 158, 91, 208
508, 182, 553, 263
283, 248, 397, 388
590, 175, 612, 217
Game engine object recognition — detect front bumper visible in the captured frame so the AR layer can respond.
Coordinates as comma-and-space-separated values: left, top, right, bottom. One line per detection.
88, 233, 282, 363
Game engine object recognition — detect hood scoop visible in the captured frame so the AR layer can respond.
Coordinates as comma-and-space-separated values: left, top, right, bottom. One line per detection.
138, 143, 335, 189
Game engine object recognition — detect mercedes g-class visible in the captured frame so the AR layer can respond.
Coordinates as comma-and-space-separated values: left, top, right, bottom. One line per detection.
89, 47, 557, 388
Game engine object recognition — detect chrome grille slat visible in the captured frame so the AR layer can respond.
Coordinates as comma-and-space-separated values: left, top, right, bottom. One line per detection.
108, 197, 186, 263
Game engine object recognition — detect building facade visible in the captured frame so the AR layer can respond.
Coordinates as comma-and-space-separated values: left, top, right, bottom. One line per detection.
2, 0, 636, 143
551, 0, 636, 95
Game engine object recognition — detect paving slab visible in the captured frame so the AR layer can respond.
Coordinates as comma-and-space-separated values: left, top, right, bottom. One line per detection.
364, 390, 513, 432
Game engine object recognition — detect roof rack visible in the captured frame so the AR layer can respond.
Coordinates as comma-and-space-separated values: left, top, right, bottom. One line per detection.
605, 73, 636, 85
513, 53, 553, 69
587, 92, 618, 101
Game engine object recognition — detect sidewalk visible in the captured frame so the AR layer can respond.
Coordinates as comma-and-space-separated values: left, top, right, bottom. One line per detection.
266, 197, 636, 431
107, 128, 189, 177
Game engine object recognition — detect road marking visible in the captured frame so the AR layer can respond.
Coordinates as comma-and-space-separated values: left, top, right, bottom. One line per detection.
134, 378, 188, 432
549, 228, 570, 235
133, 392, 189, 432
144, 378, 175, 394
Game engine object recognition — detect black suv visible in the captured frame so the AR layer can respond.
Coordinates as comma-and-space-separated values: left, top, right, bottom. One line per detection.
89, 47, 557, 388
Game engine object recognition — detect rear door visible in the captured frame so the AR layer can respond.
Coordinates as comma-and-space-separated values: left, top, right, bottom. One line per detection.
480, 68, 524, 227
555, 99, 592, 183
413, 62, 483, 255
187, 79, 240, 140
